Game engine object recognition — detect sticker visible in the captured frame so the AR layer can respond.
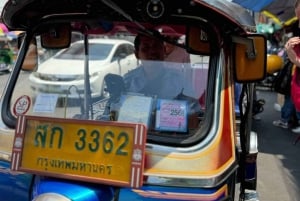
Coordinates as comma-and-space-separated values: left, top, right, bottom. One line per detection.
13, 95, 31, 116
33, 93, 58, 113
155, 99, 188, 132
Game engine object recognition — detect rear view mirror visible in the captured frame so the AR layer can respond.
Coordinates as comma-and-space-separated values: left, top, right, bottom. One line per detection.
234, 34, 267, 82
186, 26, 210, 55
41, 24, 71, 49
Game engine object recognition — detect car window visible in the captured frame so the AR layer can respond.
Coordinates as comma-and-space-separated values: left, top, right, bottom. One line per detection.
89, 43, 113, 60
112, 44, 129, 62
54, 42, 113, 60
126, 44, 134, 55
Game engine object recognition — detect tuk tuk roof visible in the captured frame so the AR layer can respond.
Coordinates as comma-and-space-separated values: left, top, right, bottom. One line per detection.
1, 0, 256, 34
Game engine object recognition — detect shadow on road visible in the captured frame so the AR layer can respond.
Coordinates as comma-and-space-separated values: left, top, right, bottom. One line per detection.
252, 89, 300, 201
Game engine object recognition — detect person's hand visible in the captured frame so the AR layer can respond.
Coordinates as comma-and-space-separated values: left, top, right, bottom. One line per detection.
285, 37, 300, 66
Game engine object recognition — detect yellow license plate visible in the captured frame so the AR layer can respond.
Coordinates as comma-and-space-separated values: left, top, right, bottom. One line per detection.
11, 115, 147, 188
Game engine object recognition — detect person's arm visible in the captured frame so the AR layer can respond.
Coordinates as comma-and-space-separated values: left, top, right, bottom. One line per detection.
285, 37, 300, 67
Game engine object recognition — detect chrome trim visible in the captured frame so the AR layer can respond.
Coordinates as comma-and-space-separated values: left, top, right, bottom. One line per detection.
145, 162, 238, 188
249, 131, 258, 154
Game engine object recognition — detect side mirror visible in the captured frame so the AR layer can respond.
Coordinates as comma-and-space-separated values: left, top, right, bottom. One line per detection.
119, 53, 127, 59
41, 23, 71, 49
22, 38, 38, 71
233, 34, 267, 82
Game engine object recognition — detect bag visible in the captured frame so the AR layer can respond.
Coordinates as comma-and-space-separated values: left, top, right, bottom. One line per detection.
291, 67, 300, 111
272, 60, 293, 95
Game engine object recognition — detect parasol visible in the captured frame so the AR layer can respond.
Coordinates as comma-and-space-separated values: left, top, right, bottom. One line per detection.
0, 22, 22, 39
232, 0, 297, 26
6, 31, 20, 40
0, 23, 9, 34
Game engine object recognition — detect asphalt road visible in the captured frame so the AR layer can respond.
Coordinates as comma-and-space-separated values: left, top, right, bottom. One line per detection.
0, 70, 9, 92
253, 88, 300, 201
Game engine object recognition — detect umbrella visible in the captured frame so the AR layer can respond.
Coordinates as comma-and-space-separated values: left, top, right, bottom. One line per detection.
6, 31, 22, 40
232, 0, 297, 26
0, 23, 9, 34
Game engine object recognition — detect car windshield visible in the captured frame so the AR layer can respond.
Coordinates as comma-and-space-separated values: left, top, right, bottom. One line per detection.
8, 21, 211, 146
55, 42, 114, 60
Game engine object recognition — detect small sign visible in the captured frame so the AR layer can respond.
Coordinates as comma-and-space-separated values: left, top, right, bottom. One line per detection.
11, 115, 147, 188
117, 95, 153, 128
13, 95, 31, 116
33, 93, 58, 113
155, 99, 188, 132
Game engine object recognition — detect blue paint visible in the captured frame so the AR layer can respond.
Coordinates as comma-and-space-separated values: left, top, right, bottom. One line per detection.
32, 177, 114, 201
0, 160, 33, 201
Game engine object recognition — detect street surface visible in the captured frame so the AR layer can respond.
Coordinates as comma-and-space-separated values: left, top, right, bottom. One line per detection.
254, 89, 300, 201
0, 70, 9, 92
0, 71, 300, 200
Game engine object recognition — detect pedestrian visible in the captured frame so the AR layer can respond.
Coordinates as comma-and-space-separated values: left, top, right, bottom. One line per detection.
273, 53, 300, 129
273, 94, 300, 129
284, 0, 300, 133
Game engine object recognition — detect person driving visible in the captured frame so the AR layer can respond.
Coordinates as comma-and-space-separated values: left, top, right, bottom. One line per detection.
124, 31, 196, 100
156, 25, 190, 64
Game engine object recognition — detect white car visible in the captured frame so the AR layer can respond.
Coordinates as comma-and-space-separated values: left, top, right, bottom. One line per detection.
29, 38, 138, 99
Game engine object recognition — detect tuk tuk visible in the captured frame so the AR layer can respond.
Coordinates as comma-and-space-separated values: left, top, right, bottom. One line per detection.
0, 0, 266, 200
